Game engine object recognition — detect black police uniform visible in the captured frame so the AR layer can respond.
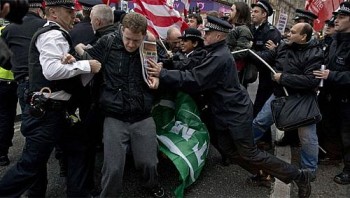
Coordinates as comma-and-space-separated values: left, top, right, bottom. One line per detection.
157, 17, 311, 194
250, 0, 282, 116
1, 4, 46, 111
319, 3, 350, 183
69, 0, 103, 47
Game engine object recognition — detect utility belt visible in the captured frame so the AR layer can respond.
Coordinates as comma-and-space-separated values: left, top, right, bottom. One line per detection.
17, 76, 29, 84
27, 87, 68, 118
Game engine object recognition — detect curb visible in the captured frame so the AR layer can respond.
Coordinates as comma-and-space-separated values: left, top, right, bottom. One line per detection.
271, 126, 291, 198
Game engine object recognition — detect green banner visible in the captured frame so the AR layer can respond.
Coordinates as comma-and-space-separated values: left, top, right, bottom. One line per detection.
152, 92, 210, 198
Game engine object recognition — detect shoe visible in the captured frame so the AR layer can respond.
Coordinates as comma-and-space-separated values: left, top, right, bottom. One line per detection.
294, 169, 312, 198
246, 170, 275, 188
0, 155, 10, 166
334, 172, 350, 185
149, 185, 165, 198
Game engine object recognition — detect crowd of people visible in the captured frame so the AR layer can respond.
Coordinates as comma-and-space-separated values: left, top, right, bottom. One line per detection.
0, 0, 349, 197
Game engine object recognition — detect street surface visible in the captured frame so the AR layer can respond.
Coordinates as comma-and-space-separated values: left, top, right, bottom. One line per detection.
0, 81, 349, 197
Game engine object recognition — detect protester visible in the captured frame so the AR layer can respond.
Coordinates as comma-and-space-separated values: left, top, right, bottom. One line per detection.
273, 9, 318, 148
226, 1, 253, 87
187, 13, 203, 29
313, 1, 350, 185
148, 15, 313, 198
74, 12, 164, 197
70, 0, 102, 47
253, 22, 322, 178
0, 0, 102, 196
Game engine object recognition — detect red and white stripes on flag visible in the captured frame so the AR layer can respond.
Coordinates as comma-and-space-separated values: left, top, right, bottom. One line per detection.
133, 0, 188, 39
182, 0, 190, 16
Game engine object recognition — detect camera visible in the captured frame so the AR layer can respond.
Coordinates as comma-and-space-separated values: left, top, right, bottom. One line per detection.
1, 0, 29, 24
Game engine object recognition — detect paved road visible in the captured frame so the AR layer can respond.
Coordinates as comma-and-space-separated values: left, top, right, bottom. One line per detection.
1, 81, 349, 197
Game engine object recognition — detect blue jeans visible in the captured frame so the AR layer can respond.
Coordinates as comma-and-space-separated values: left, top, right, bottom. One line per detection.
253, 94, 319, 171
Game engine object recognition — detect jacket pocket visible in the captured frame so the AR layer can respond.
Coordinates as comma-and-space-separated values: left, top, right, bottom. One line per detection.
100, 87, 123, 114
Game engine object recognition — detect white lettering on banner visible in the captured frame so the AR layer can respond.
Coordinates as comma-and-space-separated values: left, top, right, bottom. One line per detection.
192, 141, 208, 167
309, 0, 324, 13
173, 2, 180, 9
170, 121, 196, 141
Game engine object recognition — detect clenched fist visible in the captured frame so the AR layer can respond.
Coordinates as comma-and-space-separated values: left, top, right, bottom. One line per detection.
89, 60, 101, 74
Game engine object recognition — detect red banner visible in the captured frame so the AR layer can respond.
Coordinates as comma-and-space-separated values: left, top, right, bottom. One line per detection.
305, 0, 343, 31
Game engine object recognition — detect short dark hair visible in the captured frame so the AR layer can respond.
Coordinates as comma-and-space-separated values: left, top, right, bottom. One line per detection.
188, 13, 203, 25
300, 23, 313, 42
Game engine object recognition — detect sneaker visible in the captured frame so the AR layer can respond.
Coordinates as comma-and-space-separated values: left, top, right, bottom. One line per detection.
246, 170, 275, 188
334, 172, 350, 185
149, 185, 165, 198
295, 169, 312, 198
0, 155, 10, 166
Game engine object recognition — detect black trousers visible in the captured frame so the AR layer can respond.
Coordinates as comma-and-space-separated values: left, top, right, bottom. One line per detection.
318, 94, 350, 173
217, 103, 300, 184
0, 104, 91, 197
0, 81, 18, 156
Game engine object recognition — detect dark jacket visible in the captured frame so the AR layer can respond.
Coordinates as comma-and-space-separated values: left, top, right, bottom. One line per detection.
1, 12, 46, 81
159, 40, 252, 131
85, 27, 155, 122
273, 39, 323, 97
95, 24, 116, 39
163, 48, 207, 70
226, 24, 253, 60
69, 17, 97, 47
323, 32, 350, 98
250, 21, 281, 66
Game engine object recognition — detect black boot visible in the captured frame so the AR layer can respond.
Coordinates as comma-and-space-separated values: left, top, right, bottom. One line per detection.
246, 170, 275, 188
334, 172, 350, 185
294, 169, 312, 198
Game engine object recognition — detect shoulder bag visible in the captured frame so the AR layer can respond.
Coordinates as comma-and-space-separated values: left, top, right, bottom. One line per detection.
271, 92, 322, 131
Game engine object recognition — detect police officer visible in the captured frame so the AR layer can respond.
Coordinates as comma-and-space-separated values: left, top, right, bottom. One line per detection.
293, 9, 318, 26
0, 0, 46, 167
0, 66, 17, 166
250, 0, 281, 117
249, 0, 281, 150
148, 15, 314, 198
0, 0, 101, 196
1, 0, 46, 111
313, 1, 350, 185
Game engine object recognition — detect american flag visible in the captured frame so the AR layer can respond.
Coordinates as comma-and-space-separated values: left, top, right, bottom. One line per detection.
133, 0, 188, 39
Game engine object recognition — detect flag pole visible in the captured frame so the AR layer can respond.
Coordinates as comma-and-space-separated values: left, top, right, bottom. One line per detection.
158, 38, 169, 53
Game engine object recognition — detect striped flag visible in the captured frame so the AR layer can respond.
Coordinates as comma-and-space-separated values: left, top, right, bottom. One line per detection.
182, 0, 190, 16
133, 0, 188, 39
